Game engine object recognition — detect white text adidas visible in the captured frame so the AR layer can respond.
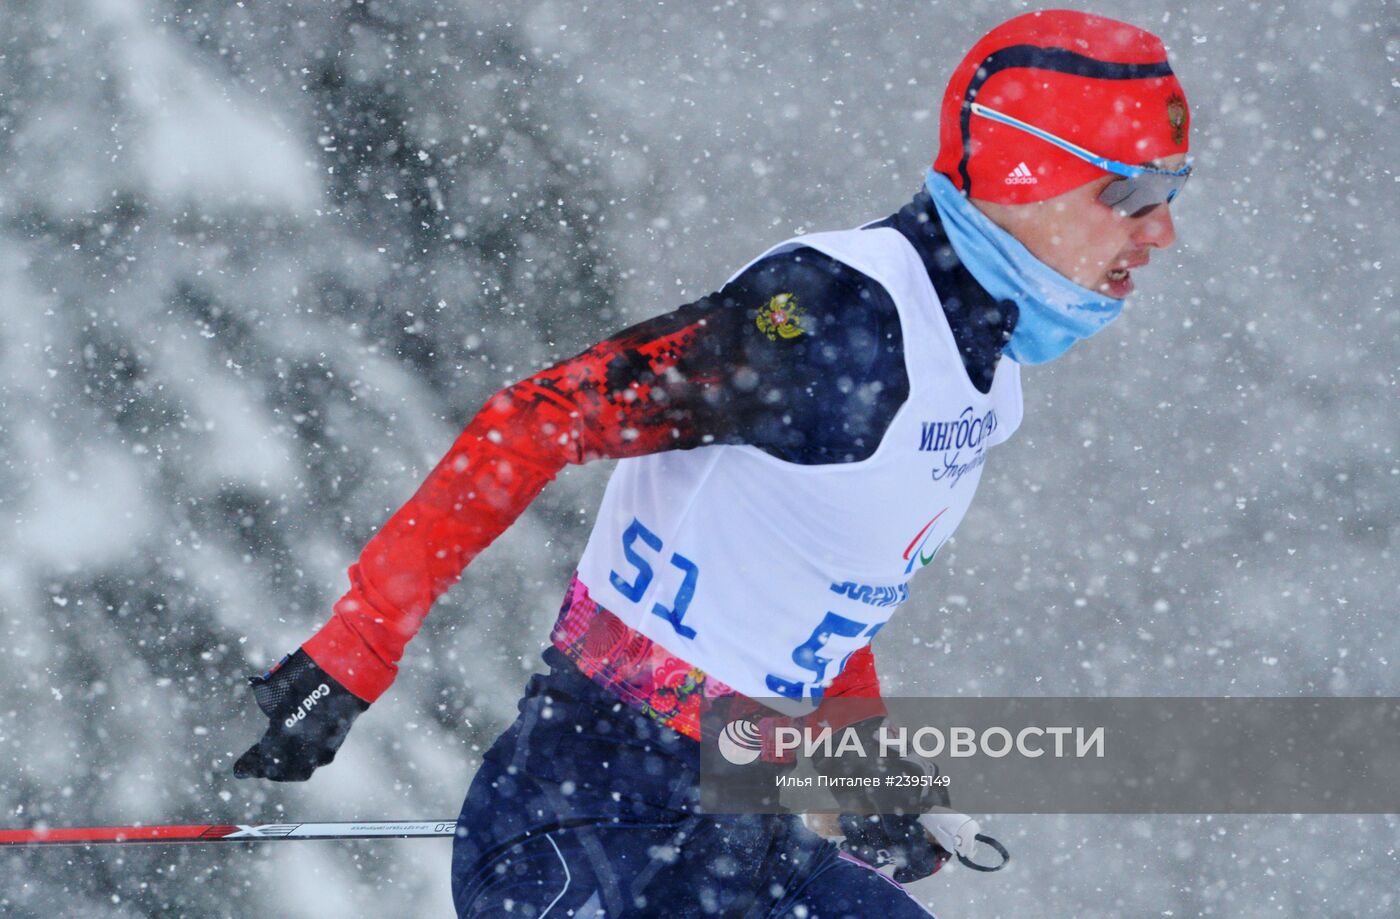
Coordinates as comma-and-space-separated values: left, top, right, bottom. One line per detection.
1004, 162, 1038, 185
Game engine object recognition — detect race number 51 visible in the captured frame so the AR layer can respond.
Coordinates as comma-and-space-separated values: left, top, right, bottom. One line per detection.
609, 517, 700, 639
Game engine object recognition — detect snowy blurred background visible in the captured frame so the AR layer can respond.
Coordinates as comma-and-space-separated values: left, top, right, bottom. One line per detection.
0, 0, 1395, 916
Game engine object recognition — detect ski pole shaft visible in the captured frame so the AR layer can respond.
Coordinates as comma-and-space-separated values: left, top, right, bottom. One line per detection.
0, 820, 458, 847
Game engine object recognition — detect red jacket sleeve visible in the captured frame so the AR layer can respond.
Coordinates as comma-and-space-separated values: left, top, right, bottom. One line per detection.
820, 645, 888, 725
303, 310, 716, 701
825, 645, 883, 699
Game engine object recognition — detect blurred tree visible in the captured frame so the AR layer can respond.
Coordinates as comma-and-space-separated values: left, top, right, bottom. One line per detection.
0, 1, 632, 914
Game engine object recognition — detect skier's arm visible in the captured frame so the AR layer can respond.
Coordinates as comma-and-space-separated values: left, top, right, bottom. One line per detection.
235, 307, 722, 780
302, 302, 725, 701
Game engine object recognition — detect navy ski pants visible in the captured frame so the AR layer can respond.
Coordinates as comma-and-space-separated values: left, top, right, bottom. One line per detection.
452, 649, 936, 918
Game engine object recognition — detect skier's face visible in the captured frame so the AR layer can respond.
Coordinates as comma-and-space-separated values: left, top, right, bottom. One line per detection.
976, 153, 1186, 299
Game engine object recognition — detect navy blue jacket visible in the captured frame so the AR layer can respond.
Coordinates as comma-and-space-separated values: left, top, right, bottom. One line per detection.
636, 186, 1019, 465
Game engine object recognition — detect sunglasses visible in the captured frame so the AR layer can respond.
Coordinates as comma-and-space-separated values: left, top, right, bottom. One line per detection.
969, 102, 1192, 218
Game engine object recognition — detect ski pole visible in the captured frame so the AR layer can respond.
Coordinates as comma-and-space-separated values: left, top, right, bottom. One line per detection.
0, 820, 458, 847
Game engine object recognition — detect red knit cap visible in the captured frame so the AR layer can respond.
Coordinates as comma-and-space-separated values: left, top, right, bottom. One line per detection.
934, 9, 1190, 204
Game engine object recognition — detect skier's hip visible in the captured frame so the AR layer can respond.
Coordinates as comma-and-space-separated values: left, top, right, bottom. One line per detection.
451, 648, 936, 918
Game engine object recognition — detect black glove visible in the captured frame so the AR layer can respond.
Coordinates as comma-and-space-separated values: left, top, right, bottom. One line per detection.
812, 717, 954, 883
233, 649, 369, 782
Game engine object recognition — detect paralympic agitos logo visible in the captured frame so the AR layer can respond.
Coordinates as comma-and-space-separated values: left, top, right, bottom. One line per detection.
903, 509, 948, 575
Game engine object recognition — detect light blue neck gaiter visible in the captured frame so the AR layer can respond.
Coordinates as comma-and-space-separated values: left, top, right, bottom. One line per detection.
924, 169, 1123, 365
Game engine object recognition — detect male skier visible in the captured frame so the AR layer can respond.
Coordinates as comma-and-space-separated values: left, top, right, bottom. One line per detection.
235, 10, 1192, 917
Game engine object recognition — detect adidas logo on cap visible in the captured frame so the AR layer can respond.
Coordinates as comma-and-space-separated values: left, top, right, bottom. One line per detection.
1004, 162, 1038, 185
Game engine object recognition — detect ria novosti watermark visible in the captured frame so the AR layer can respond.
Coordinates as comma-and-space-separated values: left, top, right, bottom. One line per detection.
759, 722, 1105, 762
699, 697, 1400, 815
